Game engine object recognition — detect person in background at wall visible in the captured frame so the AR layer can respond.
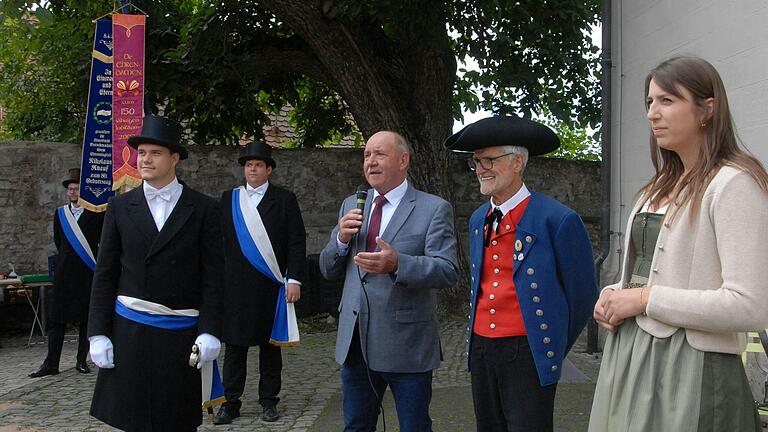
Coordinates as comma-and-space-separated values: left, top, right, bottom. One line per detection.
319, 131, 459, 432
589, 56, 768, 432
87, 115, 223, 432
30, 168, 104, 378
444, 116, 598, 432
213, 141, 307, 425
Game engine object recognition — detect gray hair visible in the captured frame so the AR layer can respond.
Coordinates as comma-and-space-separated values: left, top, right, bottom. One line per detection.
500, 145, 529, 173
391, 132, 412, 156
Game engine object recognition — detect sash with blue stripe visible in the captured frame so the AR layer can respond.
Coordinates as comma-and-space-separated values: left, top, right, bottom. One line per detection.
57, 206, 96, 271
232, 187, 300, 346
114, 296, 225, 412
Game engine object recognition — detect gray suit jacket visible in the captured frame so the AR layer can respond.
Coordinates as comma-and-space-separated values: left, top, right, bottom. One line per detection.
320, 184, 458, 373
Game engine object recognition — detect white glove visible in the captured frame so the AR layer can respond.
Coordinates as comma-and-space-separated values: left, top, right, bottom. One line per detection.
89, 335, 114, 369
194, 333, 221, 369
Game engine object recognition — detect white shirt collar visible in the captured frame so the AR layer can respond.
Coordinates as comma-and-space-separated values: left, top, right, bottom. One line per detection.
246, 181, 269, 195
143, 177, 181, 197
371, 179, 408, 208
491, 183, 531, 216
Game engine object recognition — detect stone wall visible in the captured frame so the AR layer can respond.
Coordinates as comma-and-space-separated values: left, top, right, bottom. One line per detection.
0, 141, 600, 275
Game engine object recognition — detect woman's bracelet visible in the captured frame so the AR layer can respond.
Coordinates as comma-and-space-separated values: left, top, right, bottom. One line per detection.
639, 287, 647, 316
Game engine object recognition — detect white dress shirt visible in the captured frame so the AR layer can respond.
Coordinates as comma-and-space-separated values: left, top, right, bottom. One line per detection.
337, 179, 409, 255
70, 203, 84, 221
143, 177, 183, 231
245, 181, 269, 207
489, 183, 531, 229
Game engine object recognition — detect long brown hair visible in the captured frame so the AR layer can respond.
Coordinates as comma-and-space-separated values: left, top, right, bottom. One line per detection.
640, 56, 768, 223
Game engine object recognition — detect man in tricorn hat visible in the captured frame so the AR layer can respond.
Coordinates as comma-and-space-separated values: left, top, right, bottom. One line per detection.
30, 168, 104, 378
445, 116, 597, 432
87, 115, 224, 431
213, 141, 306, 425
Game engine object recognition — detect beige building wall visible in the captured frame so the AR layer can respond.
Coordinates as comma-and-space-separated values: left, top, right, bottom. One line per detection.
605, 0, 768, 286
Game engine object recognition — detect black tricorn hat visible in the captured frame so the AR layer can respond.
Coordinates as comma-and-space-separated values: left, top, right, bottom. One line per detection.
444, 116, 560, 156
238, 141, 276, 168
127, 115, 188, 160
62, 168, 81, 188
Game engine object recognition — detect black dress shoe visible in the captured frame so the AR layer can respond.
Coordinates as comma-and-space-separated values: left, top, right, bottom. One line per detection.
29, 365, 59, 378
75, 362, 91, 374
213, 403, 240, 425
262, 405, 279, 422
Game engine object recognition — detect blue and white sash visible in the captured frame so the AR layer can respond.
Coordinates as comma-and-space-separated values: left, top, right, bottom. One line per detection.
114, 296, 225, 410
232, 187, 300, 346
57, 205, 96, 271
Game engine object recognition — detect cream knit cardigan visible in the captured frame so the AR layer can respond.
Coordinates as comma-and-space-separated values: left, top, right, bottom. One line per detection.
607, 166, 768, 354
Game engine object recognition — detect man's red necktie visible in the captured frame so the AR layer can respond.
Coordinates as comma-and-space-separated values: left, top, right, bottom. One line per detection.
366, 195, 388, 252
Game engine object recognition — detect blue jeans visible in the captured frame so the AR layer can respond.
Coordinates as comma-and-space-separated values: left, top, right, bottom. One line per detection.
342, 328, 433, 432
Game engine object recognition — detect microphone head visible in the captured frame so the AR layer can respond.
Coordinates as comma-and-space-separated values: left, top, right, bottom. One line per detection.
355, 184, 369, 211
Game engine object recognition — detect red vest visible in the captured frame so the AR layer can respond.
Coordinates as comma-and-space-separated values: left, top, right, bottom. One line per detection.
473, 197, 530, 338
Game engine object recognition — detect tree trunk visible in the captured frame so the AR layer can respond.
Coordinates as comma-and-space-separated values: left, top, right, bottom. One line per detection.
260, 0, 469, 312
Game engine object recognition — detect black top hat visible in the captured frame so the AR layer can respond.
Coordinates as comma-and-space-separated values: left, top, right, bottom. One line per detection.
238, 141, 276, 168
62, 168, 81, 188
127, 115, 188, 160
444, 116, 560, 156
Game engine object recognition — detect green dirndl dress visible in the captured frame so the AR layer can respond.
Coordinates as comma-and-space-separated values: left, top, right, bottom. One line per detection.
588, 212, 761, 432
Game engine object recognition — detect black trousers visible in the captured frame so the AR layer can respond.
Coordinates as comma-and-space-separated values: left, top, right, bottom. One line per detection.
222, 341, 282, 408
43, 321, 88, 368
470, 334, 557, 432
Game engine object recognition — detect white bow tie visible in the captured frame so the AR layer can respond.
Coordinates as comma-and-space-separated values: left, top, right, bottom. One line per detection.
146, 189, 172, 202
247, 188, 264, 197
71, 206, 84, 216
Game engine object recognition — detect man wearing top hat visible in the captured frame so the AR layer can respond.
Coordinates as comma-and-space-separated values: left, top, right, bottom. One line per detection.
87, 115, 224, 432
445, 116, 597, 432
213, 141, 306, 425
30, 168, 105, 378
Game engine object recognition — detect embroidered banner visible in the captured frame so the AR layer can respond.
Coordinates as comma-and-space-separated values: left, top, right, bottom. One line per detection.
111, 13, 145, 191
78, 19, 114, 212
231, 187, 300, 346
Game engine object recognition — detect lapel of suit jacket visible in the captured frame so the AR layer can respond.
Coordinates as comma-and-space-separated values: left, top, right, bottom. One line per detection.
379, 184, 416, 246
147, 185, 194, 258
470, 202, 490, 269
77, 209, 94, 228
127, 187, 159, 243
256, 182, 276, 219
511, 192, 537, 278
359, 185, 415, 279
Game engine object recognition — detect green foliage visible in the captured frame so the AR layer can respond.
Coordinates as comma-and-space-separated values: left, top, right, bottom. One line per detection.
537, 105, 601, 161
0, 0, 600, 152
544, 117, 601, 161
449, 0, 601, 128
0, 1, 101, 141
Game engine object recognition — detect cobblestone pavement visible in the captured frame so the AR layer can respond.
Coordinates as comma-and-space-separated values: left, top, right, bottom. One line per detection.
0, 319, 474, 431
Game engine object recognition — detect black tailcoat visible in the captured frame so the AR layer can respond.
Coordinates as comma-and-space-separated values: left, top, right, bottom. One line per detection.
88, 184, 223, 432
220, 184, 306, 346
47, 206, 104, 327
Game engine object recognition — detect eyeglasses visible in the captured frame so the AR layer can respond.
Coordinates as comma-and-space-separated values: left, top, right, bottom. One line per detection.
467, 152, 515, 171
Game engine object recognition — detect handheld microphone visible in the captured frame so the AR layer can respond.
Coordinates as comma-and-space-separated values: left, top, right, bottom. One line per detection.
353, 184, 368, 243
355, 184, 368, 212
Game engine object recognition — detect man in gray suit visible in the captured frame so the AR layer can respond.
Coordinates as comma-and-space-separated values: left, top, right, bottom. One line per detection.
320, 131, 459, 432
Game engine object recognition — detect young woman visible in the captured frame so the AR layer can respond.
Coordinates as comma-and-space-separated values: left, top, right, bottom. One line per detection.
589, 56, 768, 432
